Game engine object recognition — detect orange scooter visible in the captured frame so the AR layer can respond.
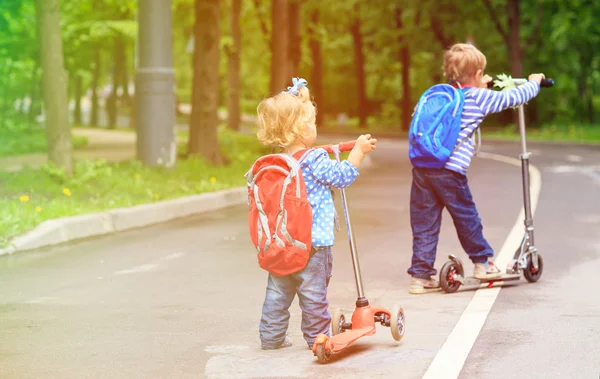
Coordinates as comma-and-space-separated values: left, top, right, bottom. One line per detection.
310, 140, 406, 364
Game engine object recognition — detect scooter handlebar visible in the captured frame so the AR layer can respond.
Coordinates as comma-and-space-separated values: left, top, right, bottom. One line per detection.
315, 140, 356, 154
540, 78, 555, 87
486, 77, 555, 89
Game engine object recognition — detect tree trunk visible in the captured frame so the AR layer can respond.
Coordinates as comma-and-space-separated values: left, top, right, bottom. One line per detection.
35, 0, 72, 174
507, 0, 523, 78
396, 8, 411, 132
28, 65, 41, 123
507, 0, 522, 129
74, 74, 83, 125
108, 37, 125, 129
287, 0, 301, 78
270, 0, 288, 95
227, 0, 241, 131
188, 0, 223, 164
350, 6, 367, 128
308, 10, 324, 127
91, 49, 101, 127
121, 46, 131, 109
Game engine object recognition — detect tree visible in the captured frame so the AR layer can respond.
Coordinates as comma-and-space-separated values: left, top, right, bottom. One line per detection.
395, 6, 411, 132
35, 0, 72, 174
308, 9, 324, 126
270, 0, 288, 94
350, 2, 367, 128
227, 0, 242, 131
188, 0, 223, 164
287, 0, 301, 77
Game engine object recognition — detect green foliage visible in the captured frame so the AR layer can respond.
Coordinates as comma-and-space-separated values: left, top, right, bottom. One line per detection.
1, 0, 599, 146
0, 129, 266, 247
483, 123, 600, 144
0, 121, 87, 157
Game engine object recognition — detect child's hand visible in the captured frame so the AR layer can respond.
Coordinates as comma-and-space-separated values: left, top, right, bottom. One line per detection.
481, 74, 493, 88
528, 73, 545, 84
355, 134, 377, 155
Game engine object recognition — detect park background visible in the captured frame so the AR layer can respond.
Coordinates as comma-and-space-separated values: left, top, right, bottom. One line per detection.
0, 0, 598, 246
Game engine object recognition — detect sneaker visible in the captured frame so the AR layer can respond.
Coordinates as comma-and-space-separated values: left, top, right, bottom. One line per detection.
473, 261, 502, 279
409, 277, 441, 294
261, 335, 293, 350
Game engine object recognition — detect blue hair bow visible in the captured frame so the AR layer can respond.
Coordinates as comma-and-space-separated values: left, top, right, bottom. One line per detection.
283, 77, 307, 95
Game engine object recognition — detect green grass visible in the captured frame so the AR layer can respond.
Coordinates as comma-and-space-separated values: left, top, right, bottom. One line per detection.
482, 123, 600, 144
0, 127, 88, 157
0, 128, 270, 248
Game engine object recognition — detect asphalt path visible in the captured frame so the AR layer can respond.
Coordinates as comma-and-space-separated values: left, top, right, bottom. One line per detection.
1, 138, 599, 379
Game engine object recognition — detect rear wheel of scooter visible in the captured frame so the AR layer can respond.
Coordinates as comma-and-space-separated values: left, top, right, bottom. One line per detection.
523, 253, 544, 283
440, 261, 463, 293
315, 343, 330, 364
390, 305, 406, 342
331, 308, 346, 336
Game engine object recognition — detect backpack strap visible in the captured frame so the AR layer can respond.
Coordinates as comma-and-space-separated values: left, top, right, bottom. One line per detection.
451, 88, 481, 155
292, 148, 313, 163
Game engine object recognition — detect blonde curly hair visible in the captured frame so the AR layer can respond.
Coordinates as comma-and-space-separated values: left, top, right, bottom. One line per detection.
256, 84, 316, 147
443, 43, 487, 85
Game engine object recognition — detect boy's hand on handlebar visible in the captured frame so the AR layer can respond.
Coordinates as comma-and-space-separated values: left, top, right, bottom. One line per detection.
355, 134, 377, 154
528, 73, 545, 84
481, 74, 493, 88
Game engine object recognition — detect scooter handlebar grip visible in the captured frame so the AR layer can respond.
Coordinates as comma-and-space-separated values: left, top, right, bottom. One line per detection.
338, 140, 356, 152
486, 77, 555, 89
316, 140, 356, 154
540, 78, 554, 88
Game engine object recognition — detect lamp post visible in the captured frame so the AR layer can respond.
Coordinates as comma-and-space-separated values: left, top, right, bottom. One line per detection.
135, 0, 176, 167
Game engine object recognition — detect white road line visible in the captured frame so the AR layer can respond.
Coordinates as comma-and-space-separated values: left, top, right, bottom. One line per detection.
422, 151, 542, 379
113, 252, 186, 276
114, 263, 159, 275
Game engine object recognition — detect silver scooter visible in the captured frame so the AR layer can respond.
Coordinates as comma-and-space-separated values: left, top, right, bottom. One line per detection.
439, 77, 555, 293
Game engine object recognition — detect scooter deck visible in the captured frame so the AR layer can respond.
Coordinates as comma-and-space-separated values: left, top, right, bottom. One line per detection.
312, 326, 376, 355
462, 273, 521, 287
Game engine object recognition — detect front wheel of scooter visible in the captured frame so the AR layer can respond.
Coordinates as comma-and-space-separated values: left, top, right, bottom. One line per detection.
440, 261, 463, 293
390, 305, 406, 342
315, 343, 331, 364
523, 253, 544, 283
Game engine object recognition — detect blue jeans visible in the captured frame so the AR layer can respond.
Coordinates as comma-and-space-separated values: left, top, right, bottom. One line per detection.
408, 167, 493, 280
259, 246, 333, 349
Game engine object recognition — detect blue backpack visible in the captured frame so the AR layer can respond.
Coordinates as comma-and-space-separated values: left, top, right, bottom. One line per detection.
408, 84, 469, 168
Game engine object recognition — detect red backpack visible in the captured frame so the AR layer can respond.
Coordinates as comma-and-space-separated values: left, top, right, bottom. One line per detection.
245, 150, 313, 276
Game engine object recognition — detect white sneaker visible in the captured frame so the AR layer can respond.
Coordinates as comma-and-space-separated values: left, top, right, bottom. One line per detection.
473, 261, 502, 279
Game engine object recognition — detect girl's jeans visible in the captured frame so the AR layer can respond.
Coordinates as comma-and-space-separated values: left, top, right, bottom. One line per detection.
407, 167, 494, 280
259, 246, 333, 349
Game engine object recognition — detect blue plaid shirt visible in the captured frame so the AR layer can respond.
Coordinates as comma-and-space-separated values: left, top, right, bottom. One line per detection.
299, 148, 360, 246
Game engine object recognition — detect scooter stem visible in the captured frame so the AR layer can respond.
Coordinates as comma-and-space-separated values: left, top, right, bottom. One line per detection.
333, 147, 366, 302
517, 105, 536, 249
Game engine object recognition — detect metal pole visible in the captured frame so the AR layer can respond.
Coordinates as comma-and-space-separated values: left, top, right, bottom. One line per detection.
136, 0, 176, 167
518, 104, 537, 269
338, 187, 366, 299
518, 105, 527, 155
333, 147, 367, 306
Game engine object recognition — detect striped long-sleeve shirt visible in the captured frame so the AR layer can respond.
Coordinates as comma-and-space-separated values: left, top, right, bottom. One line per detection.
445, 80, 541, 175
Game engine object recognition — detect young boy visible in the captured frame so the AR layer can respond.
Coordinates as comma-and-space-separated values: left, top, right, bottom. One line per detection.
407, 43, 545, 294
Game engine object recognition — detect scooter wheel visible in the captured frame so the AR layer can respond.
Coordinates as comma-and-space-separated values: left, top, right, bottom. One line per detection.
332, 308, 346, 336
440, 261, 463, 293
523, 253, 544, 283
390, 305, 406, 342
315, 343, 330, 364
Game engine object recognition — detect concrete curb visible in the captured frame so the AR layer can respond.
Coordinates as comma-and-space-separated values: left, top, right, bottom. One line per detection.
0, 187, 248, 256
0, 154, 374, 257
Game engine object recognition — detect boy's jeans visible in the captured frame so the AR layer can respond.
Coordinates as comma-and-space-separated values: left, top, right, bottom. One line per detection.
407, 167, 493, 280
259, 246, 333, 349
